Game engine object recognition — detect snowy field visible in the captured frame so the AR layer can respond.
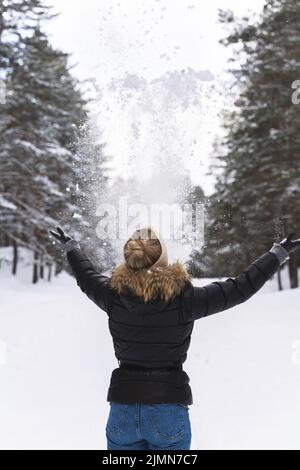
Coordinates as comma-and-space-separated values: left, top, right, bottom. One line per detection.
0, 257, 300, 450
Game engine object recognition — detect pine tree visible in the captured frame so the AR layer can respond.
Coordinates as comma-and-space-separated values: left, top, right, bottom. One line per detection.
68, 118, 117, 273
0, 0, 55, 274
200, 0, 300, 286
0, 3, 87, 281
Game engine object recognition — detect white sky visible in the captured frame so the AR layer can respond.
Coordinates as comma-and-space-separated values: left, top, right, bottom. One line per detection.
45, 0, 265, 195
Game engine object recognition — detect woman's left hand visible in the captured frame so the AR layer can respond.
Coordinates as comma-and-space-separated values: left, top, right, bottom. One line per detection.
49, 226, 72, 245
280, 233, 300, 254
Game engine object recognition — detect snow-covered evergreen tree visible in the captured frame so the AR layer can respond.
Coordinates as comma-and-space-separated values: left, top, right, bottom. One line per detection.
0, 2, 87, 281
199, 0, 300, 286
0, 0, 55, 275
68, 118, 117, 273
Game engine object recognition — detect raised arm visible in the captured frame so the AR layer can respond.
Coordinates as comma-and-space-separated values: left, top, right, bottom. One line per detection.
50, 226, 113, 313
181, 234, 300, 322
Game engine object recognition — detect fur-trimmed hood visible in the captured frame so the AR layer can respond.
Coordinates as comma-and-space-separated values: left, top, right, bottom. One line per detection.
110, 261, 192, 303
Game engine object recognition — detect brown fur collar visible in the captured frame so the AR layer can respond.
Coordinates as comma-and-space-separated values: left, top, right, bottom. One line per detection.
110, 261, 192, 303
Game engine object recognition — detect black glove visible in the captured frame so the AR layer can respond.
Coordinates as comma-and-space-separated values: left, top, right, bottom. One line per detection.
280, 233, 300, 254
49, 226, 72, 245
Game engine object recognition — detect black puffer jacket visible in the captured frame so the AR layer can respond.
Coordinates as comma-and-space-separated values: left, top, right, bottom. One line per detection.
67, 248, 281, 405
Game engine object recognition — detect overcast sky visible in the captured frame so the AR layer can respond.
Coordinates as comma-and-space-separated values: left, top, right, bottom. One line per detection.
44, 0, 266, 195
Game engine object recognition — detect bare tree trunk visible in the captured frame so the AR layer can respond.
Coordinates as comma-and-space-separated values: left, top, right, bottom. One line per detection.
55, 262, 62, 276
4, 232, 10, 246
32, 251, 39, 284
288, 253, 299, 289
12, 240, 18, 275
277, 267, 282, 291
39, 255, 44, 279
47, 263, 52, 282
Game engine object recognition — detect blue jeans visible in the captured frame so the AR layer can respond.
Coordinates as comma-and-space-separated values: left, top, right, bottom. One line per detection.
106, 402, 191, 450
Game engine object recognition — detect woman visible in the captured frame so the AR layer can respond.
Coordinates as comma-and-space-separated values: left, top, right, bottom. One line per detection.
50, 225, 300, 450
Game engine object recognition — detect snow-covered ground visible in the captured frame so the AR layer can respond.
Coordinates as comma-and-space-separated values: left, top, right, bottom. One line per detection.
0, 258, 299, 450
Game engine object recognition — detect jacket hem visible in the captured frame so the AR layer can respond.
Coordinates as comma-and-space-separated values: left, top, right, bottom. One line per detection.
106, 367, 193, 405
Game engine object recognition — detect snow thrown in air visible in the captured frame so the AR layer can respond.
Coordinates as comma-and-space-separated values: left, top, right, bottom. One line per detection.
80, 68, 228, 263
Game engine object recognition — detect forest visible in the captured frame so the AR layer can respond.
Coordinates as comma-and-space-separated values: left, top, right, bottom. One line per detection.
0, 0, 299, 289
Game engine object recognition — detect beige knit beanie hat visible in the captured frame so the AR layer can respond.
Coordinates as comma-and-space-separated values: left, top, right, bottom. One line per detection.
123, 226, 168, 269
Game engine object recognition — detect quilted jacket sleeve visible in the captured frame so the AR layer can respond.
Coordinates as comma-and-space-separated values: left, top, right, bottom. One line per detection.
66, 245, 114, 314
181, 251, 281, 322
